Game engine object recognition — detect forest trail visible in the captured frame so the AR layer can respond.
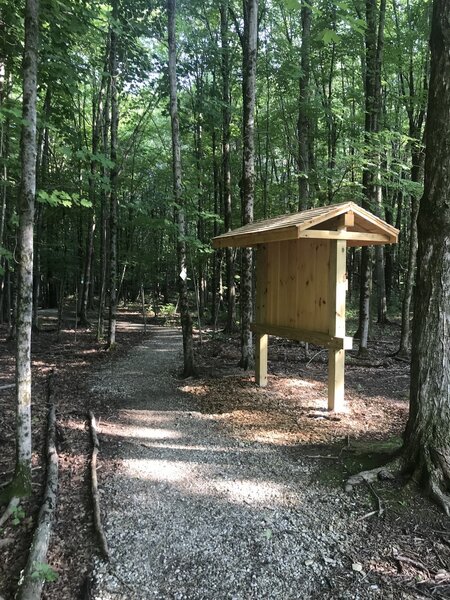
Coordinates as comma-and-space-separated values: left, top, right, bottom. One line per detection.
89, 327, 380, 600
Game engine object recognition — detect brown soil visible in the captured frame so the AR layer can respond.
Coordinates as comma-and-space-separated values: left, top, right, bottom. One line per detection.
0, 311, 449, 599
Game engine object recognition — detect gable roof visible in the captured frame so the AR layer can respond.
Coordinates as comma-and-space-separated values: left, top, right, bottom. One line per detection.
212, 201, 399, 248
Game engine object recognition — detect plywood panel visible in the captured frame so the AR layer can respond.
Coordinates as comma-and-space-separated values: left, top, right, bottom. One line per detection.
261, 239, 330, 334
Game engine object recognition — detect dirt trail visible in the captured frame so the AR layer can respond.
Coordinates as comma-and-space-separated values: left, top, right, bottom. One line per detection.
89, 327, 392, 599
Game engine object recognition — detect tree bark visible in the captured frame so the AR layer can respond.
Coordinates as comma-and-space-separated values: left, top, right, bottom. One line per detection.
168, 0, 194, 376
357, 0, 386, 355
0, 59, 11, 325
297, 0, 312, 211
97, 75, 110, 341
239, 0, 257, 370
220, 0, 236, 334
398, 174, 420, 356
13, 0, 39, 499
16, 403, 58, 600
402, 0, 450, 515
108, 1, 119, 348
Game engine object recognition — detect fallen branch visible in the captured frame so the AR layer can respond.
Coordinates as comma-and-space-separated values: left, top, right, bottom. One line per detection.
0, 383, 15, 391
357, 510, 378, 521
364, 478, 385, 517
16, 403, 59, 600
305, 349, 326, 367
303, 455, 340, 460
393, 551, 431, 576
393, 355, 410, 364
88, 411, 109, 559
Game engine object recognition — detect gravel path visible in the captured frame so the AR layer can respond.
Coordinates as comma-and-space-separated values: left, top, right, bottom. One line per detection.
90, 327, 380, 600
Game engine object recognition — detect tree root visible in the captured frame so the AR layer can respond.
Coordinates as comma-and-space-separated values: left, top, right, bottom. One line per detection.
346, 450, 450, 516
88, 411, 109, 559
0, 496, 21, 528
344, 458, 401, 493
16, 403, 59, 600
429, 473, 450, 517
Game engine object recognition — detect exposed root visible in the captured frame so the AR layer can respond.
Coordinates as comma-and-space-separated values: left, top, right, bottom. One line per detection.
429, 475, 450, 517
346, 446, 450, 516
0, 496, 21, 528
345, 458, 400, 493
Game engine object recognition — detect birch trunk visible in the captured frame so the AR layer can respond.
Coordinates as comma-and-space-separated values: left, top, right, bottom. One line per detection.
13, 0, 39, 498
168, 0, 194, 376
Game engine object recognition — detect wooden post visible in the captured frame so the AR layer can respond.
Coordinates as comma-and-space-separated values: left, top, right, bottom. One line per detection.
328, 239, 347, 411
255, 333, 268, 386
254, 245, 268, 387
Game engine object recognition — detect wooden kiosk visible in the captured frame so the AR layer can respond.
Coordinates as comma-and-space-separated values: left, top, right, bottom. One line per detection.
212, 202, 398, 412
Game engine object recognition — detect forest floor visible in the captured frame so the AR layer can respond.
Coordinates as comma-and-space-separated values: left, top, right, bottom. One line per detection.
0, 308, 449, 599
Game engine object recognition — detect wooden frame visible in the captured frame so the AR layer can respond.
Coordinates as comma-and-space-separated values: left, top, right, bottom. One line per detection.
212, 203, 398, 413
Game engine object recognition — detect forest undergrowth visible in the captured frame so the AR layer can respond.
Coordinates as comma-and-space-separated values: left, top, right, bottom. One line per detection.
0, 306, 449, 599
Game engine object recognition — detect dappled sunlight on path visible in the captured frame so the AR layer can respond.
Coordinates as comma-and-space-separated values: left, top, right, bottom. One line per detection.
89, 326, 389, 600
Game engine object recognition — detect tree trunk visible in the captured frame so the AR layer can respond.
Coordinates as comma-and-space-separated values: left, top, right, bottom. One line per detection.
239, 0, 257, 370
211, 124, 221, 329
398, 183, 419, 356
11, 0, 39, 499
220, 0, 236, 334
297, 0, 312, 211
168, 0, 194, 376
357, 0, 386, 355
108, 2, 119, 348
80, 212, 95, 327
97, 80, 110, 341
398, 144, 426, 355
0, 60, 11, 324
375, 172, 387, 324
402, 0, 450, 515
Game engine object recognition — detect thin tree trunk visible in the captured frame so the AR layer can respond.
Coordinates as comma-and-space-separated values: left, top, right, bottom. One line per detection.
32, 87, 50, 332
297, 0, 312, 210
108, 2, 119, 348
97, 86, 110, 341
168, 0, 194, 376
357, 0, 386, 355
220, 0, 236, 334
80, 212, 95, 327
0, 60, 11, 323
239, 0, 257, 370
211, 124, 220, 328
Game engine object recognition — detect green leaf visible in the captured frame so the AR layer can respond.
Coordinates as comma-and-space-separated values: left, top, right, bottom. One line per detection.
283, 0, 301, 9
37, 190, 91, 209
79, 198, 93, 208
31, 563, 59, 583
319, 29, 340, 45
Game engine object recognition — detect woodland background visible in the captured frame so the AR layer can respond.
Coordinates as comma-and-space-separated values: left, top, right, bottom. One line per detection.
0, 0, 428, 347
